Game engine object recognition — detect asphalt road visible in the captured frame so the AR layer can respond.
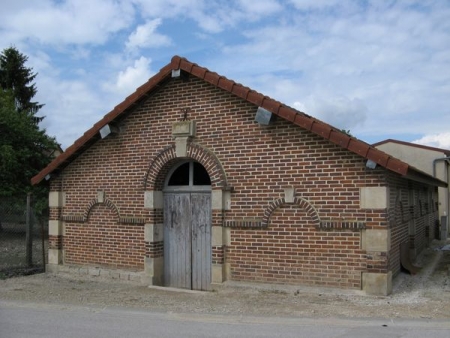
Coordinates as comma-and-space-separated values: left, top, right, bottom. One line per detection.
1, 300, 450, 338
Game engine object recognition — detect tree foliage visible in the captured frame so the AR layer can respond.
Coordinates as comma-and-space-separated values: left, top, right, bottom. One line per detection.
0, 47, 43, 118
0, 47, 58, 216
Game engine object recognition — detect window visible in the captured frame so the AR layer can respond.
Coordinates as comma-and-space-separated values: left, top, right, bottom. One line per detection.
168, 162, 190, 186
165, 161, 211, 191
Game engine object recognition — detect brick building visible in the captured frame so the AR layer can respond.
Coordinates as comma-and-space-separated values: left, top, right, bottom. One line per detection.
32, 56, 446, 295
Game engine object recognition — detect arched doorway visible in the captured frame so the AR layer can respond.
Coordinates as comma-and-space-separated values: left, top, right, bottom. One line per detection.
163, 161, 212, 290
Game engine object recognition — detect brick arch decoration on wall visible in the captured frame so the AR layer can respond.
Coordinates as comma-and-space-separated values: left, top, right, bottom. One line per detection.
143, 143, 229, 190
262, 197, 320, 228
62, 197, 145, 224
261, 197, 365, 230
83, 198, 119, 222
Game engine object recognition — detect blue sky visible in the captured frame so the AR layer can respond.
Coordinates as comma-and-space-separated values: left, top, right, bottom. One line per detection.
1, 0, 450, 150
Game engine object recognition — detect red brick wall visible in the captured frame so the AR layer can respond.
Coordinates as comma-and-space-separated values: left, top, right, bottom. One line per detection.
228, 204, 365, 288
64, 204, 145, 269
49, 76, 436, 288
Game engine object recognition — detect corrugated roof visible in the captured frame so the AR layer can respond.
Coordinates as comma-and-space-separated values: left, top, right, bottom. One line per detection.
31, 56, 447, 188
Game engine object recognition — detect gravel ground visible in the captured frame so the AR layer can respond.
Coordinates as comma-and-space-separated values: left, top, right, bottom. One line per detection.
1, 240, 450, 320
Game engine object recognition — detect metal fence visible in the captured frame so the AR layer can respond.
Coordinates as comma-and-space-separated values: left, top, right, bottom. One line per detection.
0, 194, 48, 278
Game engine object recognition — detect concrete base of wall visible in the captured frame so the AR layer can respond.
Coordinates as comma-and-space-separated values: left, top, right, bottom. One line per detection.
48, 248, 63, 265
46, 264, 144, 283
362, 271, 393, 296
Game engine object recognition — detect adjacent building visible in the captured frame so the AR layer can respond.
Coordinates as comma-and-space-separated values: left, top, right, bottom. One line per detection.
374, 139, 450, 239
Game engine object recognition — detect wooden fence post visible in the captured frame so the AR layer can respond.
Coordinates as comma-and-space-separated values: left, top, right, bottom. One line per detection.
26, 193, 33, 267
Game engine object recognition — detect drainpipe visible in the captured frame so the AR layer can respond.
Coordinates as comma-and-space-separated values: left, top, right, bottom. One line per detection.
433, 157, 450, 238
432, 157, 450, 178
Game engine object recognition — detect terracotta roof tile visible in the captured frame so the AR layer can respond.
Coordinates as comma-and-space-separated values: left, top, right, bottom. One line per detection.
366, 148, 390, 167
170, 56, 181, 69
179, 58, 195, 72
329, 130, 351, 148
204, 71, 220, 86
218, 77, 235, 92
246, 91, 264, 106
231, 84, 250, 98
31, 55, 446, 188
261, 99, 281, 115
386, 157, 409, 174
347, 140, 370, 158
191, 65, 207, 79
293, 114, 313, 129
311, 121, 332, 139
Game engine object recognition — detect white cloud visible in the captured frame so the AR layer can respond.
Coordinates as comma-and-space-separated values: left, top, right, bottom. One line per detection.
2, 0, 449, 150
110, 57, 153, 97
0, 0, 134, 46
132, 0, 201, 18
288, 0, 342, 11
217, 1, 450, 143
132, 0, 282, 33
36, 78, 105, 149
236, 0, 282, 17
413, 133, 450, 150
125, 19, 171, 51
293, 96, 367, 131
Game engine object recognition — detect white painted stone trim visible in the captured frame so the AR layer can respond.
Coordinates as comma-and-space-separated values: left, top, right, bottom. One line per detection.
212, 190, 231, 210
172, 120, 196, 137
48, 248, 63, 265
144, 191, 163, 209
48, 220, 62, 236
175, 136, 189, 157
360, 187, 388, 209
362, 229, 391, 252
284, 187, 295, 203
144, 223, 163, 242
211, 263, 224, 283
97, 190, 105, 203
49, 191, 65, 208
362, 271, 392, 296
144, 256, 164, 285
212, 226, 223, 246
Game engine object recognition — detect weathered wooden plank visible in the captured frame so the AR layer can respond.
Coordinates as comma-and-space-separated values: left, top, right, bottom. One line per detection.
164, 192, 211, 291
164, 193, 192, 289
191, 193, 211, 291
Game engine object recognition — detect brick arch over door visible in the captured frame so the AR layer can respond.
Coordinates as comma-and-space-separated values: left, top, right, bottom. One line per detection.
143, 143, 228, 190
262, 197, 320, 228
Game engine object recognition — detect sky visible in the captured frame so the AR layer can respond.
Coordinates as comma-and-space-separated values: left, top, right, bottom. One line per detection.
1, 0, 450, 150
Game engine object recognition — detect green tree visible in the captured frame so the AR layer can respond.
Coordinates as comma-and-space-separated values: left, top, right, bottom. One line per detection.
0, 47, 58, 218
0, 90, 56, 193
0, 46, 44, 120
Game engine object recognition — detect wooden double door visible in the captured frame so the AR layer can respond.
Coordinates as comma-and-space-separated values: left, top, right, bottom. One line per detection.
163, 192, 211, 291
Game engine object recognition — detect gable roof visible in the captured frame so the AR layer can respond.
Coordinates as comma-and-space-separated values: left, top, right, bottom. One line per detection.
373, 139, 450, 157
31, 56, 447, 188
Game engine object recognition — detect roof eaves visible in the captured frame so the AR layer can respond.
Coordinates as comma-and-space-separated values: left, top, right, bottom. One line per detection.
405, 167, 448, 188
